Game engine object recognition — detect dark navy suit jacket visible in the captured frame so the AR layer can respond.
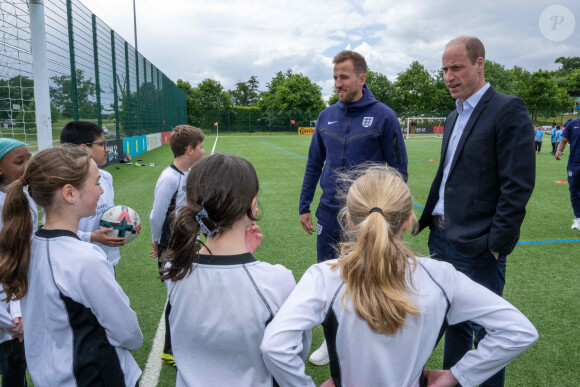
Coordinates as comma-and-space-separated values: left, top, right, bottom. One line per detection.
417, 86, 535, 257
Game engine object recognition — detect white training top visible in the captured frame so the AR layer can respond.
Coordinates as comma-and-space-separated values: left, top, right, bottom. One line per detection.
261, 257, 538, 387
22, 229, 143, 387
0, 189, 38, 344
0, 284, 17, 344
167, 253, 310, 387
149, 164, 188, 246
78, 169, 121, 266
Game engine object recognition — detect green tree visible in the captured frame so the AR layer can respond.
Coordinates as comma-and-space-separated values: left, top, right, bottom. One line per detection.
328, 93, 338, 106
258, 70, 293, 110
366, 70, 399, 110
176, 79, 196, 125
230, 76, 260, 106
0, 75, 35, 120
555, 57, 580, 72
509, 66, 532, 98
554, 87, 575, 113
520, 70, 558, 121
566, 69, 580, 92
432, 70, 456, 115
50, 69, 97, 118
258, 70, 325, 112
553, 57, 580, 91
14, 100, 61, 124
394, 61, 436, 116
485, 60, 517, 95
176, 78, 232, 128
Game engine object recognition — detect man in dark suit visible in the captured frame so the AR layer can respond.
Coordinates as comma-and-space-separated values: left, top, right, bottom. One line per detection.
416, 36, 535, 387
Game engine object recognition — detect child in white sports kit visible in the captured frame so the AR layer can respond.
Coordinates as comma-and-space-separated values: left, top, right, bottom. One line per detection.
0, 139, 37, 387
0, 146, 142, 387
159, 153, 309, 386
261, 166, 538, 387
149, 125, 205, 366
60, 121, 126, 266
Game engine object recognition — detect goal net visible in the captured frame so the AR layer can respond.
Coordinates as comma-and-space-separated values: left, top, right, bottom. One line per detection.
0, 0, 37, 145
404, 117, 446, 139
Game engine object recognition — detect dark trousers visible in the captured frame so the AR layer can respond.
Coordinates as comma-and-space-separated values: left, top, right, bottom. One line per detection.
164, 301, 172, 354
569, 162, 580, 217
158, 245, 172, 355
534, 141, 541, 152
552, 142, 557, 154
0, 338, 26, 387
315, 205, 342, 263
428, 225, 507, 387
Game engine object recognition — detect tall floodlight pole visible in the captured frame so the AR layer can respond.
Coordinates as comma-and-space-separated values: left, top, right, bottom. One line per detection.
133, 0, 138, 52
29, 0, 53, 150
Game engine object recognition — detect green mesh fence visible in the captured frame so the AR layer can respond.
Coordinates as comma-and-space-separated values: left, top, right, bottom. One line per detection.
198, 109, 322, 135
0, 0, 186, 146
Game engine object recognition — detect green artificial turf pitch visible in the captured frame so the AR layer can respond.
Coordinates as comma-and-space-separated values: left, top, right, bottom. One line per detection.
27, 135, 578, 386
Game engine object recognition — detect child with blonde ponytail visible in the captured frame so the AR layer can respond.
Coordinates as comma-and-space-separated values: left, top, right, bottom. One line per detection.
262, 165, 538, 387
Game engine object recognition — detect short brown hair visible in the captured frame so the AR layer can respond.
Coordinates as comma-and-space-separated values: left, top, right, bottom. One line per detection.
333, 50, 368, 75
447, 36, 485, 65
170, 125, 204, 157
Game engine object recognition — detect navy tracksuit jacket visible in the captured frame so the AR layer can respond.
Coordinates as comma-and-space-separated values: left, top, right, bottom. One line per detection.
299, 84, 408, 261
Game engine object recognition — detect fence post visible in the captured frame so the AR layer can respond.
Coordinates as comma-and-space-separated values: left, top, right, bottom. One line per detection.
29, 0, 53, 150
150, 63, 155, 131
142, 57, 147, 133
110, 31, 119, 138
135, 48, 141, 135
124, 41, 132, 137
91, 14, 102, 127
157, 69, 161, 131
66, 0, 79, 121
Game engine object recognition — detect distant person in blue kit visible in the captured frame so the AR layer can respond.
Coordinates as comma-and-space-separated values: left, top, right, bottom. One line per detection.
557, 125, 564, 155
415, 36, 535, 387
298, 49, 408, 366
556, 118, 580, 230
550, 122, 558, 155
534, 124, 544, 154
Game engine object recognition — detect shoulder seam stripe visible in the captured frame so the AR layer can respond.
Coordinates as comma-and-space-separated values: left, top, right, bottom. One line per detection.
419, 263, 450, 307
241, 264, 274, 319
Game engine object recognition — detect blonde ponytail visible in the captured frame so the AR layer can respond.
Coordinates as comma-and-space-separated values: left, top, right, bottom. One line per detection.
332, 166, 419, 335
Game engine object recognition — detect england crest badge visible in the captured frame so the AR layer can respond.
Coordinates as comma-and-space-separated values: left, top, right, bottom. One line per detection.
362, 117, 373, 128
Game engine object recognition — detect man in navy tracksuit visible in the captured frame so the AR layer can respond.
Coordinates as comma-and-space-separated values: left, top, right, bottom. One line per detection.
299, 50, 408, 366
556, 118, 580, 230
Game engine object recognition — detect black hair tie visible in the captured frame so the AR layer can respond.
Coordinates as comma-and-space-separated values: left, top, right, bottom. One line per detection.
369, 207, 384, 215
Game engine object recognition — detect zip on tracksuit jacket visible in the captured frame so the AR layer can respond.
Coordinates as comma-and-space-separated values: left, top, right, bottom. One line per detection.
299, 84, 408, 215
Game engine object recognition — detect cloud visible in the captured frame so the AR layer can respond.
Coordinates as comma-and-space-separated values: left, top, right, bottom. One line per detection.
77, 0, 580, 99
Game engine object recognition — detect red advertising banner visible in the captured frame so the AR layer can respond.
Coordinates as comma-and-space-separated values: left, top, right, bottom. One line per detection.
161, 131, 172, 145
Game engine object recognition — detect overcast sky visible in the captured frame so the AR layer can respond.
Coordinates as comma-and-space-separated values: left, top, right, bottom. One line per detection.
79, 0, 579, 100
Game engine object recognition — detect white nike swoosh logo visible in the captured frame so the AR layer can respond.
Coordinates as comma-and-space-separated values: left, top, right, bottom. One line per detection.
328, 121, 338, 125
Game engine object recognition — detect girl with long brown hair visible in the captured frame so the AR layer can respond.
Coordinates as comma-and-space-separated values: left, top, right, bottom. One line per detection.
161, 153, 309, 386
262, 165, 537, 387
0, 146, 142, 386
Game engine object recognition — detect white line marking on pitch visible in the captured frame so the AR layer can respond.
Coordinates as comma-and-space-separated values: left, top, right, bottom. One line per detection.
140, 306, 166, 387
211, 128, 219, 155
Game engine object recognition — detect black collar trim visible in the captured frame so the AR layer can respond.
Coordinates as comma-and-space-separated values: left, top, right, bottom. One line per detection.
195, 253, 256, 265
170, 163, 185, 175
36, 228, 81, 240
